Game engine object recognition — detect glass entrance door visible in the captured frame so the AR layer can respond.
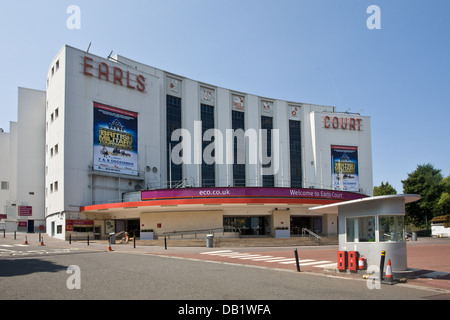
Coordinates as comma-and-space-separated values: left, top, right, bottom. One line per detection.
224, 217, 268, 236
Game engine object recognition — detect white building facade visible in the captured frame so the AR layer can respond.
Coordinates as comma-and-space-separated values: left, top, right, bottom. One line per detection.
1, 45, 373, 240
0, 88, 46, 232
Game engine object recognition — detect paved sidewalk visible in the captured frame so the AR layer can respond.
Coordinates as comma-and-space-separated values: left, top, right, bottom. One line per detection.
1, 232, 449, 293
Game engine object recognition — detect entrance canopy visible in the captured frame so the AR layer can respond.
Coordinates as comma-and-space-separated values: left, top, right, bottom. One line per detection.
78, 187, 367, 238
81, 187, 366, 214
308, 194, 420, 215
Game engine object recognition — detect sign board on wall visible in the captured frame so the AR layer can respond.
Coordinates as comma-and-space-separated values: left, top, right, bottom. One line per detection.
18, 206, 32, 216
331, 145, 359, 192
18, 221, 27, 227
66, 220, 94, 231
93, 102, 138, 176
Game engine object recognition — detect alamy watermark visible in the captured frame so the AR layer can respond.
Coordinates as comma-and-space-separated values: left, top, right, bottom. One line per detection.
170, 121, 280, 175
66, 5, 81, 30
367, 5, 381, 30
365, 265, 381, 290
67, 265, 81, 289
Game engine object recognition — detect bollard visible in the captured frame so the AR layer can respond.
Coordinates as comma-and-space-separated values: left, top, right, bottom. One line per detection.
87, 234, 89, 246
164, 236, 167, 250
133, 236, 136, 249
14, 231, 16, 240
3, 230, 5, 238
294, 248, 301, 272
379, 250, 386, 282
69, 233, 71, 244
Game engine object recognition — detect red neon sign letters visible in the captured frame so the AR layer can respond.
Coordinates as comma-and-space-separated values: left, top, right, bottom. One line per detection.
83, 56, 146, 92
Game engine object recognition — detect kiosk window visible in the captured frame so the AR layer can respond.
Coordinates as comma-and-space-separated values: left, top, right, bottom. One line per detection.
379, 216, 404, 242
346, 216, 376, 242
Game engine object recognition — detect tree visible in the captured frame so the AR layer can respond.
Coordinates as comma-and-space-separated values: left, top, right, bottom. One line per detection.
402, 163, 443, 226
373, 181, 397, 196
436, 175, 450, 216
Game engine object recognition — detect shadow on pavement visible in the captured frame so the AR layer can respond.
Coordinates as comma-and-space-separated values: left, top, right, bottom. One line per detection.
0, 258, 67, 277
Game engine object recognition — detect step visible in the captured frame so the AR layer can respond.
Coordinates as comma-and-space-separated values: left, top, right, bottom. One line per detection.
136, 236, 338, 248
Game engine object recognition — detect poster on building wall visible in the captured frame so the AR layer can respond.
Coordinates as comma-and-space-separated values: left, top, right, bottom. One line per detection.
93, 102, 138, 176
331, 145, 359, 192
261, 100, 273, 115
289, 105, 300, 120
232, 95, 245, 112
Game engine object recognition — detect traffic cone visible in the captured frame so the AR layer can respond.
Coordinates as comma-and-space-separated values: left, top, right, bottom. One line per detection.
107, 239, 113, 252
39, 235, 45, 246
24, 235, 28, 245
382, 259, 396, 285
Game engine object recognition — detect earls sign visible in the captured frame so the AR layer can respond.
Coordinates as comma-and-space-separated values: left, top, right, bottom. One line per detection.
83, 56, 146, 92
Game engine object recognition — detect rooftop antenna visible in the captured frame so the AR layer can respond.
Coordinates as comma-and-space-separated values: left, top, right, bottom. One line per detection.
107, 50, 113, 60
86, 42, 91, 53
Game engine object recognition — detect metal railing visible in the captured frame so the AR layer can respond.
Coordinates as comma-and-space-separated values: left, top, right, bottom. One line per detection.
302, 228, 322, 240
160, 227, 239, 239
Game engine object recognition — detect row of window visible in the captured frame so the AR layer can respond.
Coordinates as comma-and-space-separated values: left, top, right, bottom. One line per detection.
166, 95, 303, 188
46, 100, 61, 197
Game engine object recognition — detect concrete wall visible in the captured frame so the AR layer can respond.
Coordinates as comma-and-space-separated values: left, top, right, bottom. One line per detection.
140, 210, 223, 236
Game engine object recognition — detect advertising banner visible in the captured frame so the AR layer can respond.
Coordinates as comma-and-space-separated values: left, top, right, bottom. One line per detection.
142, 187, 365, 202
93, 102, 138, 176
331, 145, 359, 192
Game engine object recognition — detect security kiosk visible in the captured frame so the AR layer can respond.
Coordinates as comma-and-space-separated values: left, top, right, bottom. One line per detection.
309, 195, 420, 273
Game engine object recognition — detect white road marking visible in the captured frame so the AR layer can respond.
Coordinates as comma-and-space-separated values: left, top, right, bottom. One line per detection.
279, 259, 315, 265
200, 250, 233, 255
299, 260, 332, 266
198, 250, 335, 268
313, 263, 338, 268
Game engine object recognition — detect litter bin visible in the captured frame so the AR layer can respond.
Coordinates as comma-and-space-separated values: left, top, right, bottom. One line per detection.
109, 233, 116, 244
412, 232, 417, 241
206, 234, 214, 248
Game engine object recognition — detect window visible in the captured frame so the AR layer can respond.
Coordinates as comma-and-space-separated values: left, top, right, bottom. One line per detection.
166, 95, 182, 187
379, 215, 405, 242
73, 226, 94, 232
57, 225, 62, 234
232, 110, 245, 186
55, 108, 59, 119
289, 120, 302, 188
261, 115, 274, 187
346, 216, 376, 242
1, 181, 9, 190
201, 104, 215, 187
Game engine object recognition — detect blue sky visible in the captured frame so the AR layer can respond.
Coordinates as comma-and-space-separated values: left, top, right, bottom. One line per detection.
1, 0, 449, 192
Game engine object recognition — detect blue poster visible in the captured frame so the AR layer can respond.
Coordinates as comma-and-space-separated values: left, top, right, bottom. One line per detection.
331, 145, 359, 192
93, 102, 138, 176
